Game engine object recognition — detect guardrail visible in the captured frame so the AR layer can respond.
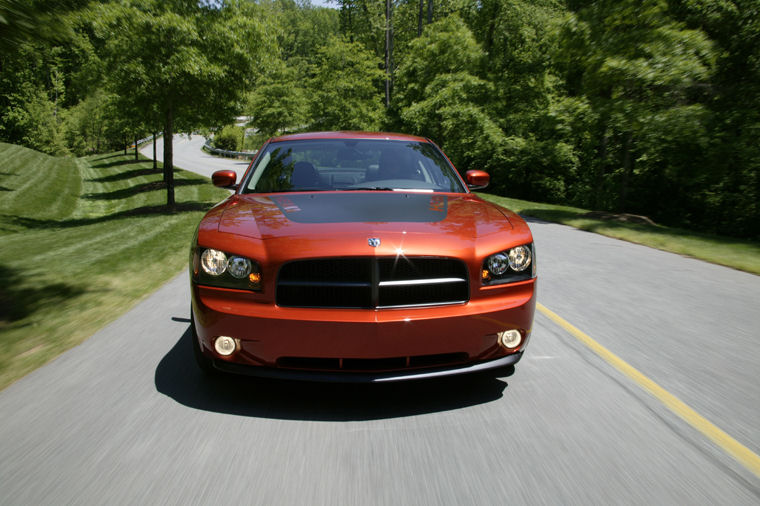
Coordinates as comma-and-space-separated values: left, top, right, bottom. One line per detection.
135, 134, 158, 147
203, 138, 258, 159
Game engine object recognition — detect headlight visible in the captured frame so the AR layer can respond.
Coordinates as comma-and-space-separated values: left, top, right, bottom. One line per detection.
194, 248, 261, 291
508, 245, 531, 272
227, 256, 252, 279
487, 253, 509, 276
483, 243, 534, 285
201, 249, 228, 276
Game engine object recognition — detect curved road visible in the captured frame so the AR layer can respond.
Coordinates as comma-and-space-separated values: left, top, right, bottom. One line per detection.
140, 134, 253, 179
1, 137, 759, 504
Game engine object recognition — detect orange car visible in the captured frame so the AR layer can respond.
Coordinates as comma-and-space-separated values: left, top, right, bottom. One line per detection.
190, 132, 536, 382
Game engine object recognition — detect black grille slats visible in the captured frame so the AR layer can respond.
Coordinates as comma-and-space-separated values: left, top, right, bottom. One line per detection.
276, 257, 468, 308
378, 257, 460, 280
377, 282, 466, 307
276, 353, 469, 372
280, 257, 370, 283
277, 258, 373, 308
277, 283, 372, 308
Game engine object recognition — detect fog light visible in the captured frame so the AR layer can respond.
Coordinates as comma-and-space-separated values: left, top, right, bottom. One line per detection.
214, 336, 237, 356
498, 329, 522, 349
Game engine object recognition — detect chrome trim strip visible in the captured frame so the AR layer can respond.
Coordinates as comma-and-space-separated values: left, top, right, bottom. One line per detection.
379, 277, 465, 287
377, 300, 467, 309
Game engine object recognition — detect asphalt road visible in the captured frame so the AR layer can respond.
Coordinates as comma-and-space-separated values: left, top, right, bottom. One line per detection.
1, 138, 759, 505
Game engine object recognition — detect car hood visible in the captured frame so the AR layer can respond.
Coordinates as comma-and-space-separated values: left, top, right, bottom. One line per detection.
217, 192, 513, 240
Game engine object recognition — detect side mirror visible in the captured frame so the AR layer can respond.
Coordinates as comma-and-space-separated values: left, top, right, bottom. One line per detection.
465, 170, 489, 190
212, 170, 237, 189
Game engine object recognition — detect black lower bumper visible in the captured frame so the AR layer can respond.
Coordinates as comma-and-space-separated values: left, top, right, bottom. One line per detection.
212, 352, 523, 383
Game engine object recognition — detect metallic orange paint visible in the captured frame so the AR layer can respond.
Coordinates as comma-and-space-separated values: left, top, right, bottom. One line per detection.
190, 132, 536, 382
465, 169, 490, 189
211, 169, 237, 188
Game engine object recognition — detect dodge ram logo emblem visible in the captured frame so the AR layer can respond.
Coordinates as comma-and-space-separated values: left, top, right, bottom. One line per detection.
368, 238, 381, 247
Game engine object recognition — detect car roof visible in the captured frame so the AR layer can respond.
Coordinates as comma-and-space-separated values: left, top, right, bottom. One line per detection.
269, 131, 430, 143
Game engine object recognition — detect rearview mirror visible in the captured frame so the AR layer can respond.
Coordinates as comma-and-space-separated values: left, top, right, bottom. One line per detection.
212, 170, 237, 189
465, 170, 489, 190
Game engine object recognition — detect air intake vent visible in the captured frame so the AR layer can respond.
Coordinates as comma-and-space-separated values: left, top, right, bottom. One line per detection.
277, 257, 468, 308
276, 353, 469, 372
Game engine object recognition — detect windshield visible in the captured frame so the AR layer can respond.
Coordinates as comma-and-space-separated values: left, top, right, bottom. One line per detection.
241, 139, 466, 193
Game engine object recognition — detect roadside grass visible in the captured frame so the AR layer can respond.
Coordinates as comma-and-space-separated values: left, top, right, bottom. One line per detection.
480, 193, 760, 275
0, 143, 229, 390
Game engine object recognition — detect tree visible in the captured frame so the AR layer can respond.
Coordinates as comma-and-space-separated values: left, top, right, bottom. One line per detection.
247, 61, 310, 137
0, 15, 102, 155
91, 0, 272, 206
394, 15, 500, 175
670, 0, 760, 238
308, 36, 385, 131
0, 0, 88, 53
555, 0, 715, 219
334, 0, 468, 107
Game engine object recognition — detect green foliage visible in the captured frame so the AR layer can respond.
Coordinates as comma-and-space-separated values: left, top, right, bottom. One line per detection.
90, 1, 270, 130
265, 0, 340, 59
394, 15, 484, 109
308, 36, 385, 131
88, 0, 273, 205
673, 0, 760, 239
6, 86, 67, 155
552, 0, 724, 225
213, 125, 244, 151
0, 0, 87, 52
0, 34, 104, 155
247, 61, 310, 137
61, 89, 128, 156
394, 16, 496, 176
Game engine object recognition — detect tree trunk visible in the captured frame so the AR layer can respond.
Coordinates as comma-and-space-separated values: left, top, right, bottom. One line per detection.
123, 134, 127, 155
152, 132, 157, 170
484, 1, 498, 54
385, 0, 391, 108
619, 131, 634, 212
427, 0, 433, 24
134, 135, 138, 161
390, 10, 394, 103
164, 106, 175, 208
347, 2, 354, 43
418, 0, 424, 36
593, 132, 608, 209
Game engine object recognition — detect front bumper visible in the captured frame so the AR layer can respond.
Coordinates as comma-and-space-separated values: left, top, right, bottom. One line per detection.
191, 279, 535, 382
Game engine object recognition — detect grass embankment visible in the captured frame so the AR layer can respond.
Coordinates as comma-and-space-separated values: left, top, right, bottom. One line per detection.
480, 193, 760, 275
0, 143, 229, 390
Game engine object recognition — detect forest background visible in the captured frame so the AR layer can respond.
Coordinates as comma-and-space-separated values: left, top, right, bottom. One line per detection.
1, 0, 758, 240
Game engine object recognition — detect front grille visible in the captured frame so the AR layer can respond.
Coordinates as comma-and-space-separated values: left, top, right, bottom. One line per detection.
276, 353, 469, 372
276, 257, 469, 308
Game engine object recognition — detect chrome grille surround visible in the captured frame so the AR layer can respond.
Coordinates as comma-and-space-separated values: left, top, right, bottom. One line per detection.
276, 257, 469, 309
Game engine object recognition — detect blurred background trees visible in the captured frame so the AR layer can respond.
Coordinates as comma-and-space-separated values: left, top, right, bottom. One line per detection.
0, 0, 758, 238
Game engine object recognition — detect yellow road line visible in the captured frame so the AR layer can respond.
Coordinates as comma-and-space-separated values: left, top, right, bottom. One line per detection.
536, 302, 760, 479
